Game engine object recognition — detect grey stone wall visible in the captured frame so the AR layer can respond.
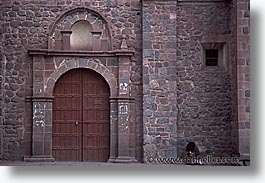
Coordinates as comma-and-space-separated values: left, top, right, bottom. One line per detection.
236, 0, 250, 158
176, 2, 234, 157
0, 0, 4, 159
142, 0, 178, 160
142, 0, 237, 160
0, 0, 249, 162
229, 0, 239, 156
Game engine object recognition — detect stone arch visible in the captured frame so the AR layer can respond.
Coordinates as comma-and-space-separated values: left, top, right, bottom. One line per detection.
48, 7, 113, 51
44, 58, 117, 97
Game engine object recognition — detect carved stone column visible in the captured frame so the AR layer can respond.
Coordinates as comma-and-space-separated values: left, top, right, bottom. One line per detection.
24, 54, 54, 162
24, 97, 54, 162
114, 40, 137, 163
108, 98, 118, 162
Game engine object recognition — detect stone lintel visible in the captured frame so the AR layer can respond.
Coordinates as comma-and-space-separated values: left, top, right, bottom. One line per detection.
114, 50, 134, 56
28, 49, 134, 57
29, 49, 48, 55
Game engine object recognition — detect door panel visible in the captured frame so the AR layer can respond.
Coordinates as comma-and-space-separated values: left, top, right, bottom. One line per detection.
82, 70, 110, 162
52, 69, 110, 162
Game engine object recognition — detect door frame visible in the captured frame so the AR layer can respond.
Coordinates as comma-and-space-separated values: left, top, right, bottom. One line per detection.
25, 51, 137, 163
52, 68, 111, 162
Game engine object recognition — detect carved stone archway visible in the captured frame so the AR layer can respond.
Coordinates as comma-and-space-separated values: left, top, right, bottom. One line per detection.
48, 7, 113, 51
24, 7, 137, 163
45, 58, 117, 97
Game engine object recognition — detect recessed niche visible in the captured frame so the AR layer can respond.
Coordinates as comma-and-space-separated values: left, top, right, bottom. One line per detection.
70, 20, 93, 51
201, 42, 226, 70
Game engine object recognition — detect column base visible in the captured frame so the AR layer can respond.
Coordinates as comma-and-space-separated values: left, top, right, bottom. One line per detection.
23, 155, 55, 162
107, 156, 117, 163
114, 156, 137, 163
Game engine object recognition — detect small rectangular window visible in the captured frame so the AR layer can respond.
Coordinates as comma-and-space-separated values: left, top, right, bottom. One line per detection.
205, 49, 218, 66
201, 41, 226, 71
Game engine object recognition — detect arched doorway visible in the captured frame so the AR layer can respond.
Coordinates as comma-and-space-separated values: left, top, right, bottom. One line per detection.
52, 69, 110, 162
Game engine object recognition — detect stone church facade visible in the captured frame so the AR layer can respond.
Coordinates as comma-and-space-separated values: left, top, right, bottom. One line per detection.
0, 0, 250, 163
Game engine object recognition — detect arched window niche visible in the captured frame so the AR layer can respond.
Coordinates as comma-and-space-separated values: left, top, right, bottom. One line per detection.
48, 8, 112, 51
70, 20, 93, 51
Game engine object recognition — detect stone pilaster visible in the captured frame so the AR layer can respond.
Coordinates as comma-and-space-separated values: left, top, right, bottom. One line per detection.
236, 0, 250, 160
114, 48, 137, 163
142, 0, 178, 161
108, 98, 118, 162
24, 54, 54, 162
24, 97, 54, 162
0, 124, 2, 159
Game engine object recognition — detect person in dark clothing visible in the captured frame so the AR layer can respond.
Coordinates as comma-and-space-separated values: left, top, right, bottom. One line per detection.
186, 142, 200, 158
185, 142, 202, 165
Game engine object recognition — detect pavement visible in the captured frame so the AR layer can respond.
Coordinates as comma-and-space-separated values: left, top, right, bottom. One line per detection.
0, 161, 244, 167
0, 161, 181, 167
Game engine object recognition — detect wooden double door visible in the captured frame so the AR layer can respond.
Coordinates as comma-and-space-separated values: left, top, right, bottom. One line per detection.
52, 69, 110, 162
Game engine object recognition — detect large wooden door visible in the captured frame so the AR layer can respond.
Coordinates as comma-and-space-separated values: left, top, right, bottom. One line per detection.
52, 69, 110, 162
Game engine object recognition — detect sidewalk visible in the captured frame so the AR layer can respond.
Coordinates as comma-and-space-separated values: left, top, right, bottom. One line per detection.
0, 161, 185, 167
0, 160, 244, 166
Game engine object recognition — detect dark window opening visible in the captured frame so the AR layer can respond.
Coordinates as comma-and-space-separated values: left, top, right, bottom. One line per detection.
205, 49, 218, 66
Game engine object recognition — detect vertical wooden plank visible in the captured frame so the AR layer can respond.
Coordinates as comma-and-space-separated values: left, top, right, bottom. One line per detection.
53, 69, 110, 162
52, 69, 82, 161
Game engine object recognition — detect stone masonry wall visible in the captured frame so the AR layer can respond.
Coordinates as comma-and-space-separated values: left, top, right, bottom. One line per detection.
176, 2, 234, 157
0, 0, 4, 159
0, 0, 249, 162
236, 0, 250, 158
142, 0, 236, 160
0, 0, 143, 161
142, 0, 178, 160
229, 0, 239, 156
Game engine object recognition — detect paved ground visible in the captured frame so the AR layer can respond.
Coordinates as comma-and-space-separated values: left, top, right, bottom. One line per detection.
0, 161, 245, 166
0, 161, 178, 167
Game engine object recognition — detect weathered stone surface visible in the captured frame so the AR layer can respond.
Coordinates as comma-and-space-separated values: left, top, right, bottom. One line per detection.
0, 0, 250, 163
0, 0, 143, 161
174, 2, 240, 157
142, 0, 250, 161
142, 0, 178, 161
236, 0, 250, 158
